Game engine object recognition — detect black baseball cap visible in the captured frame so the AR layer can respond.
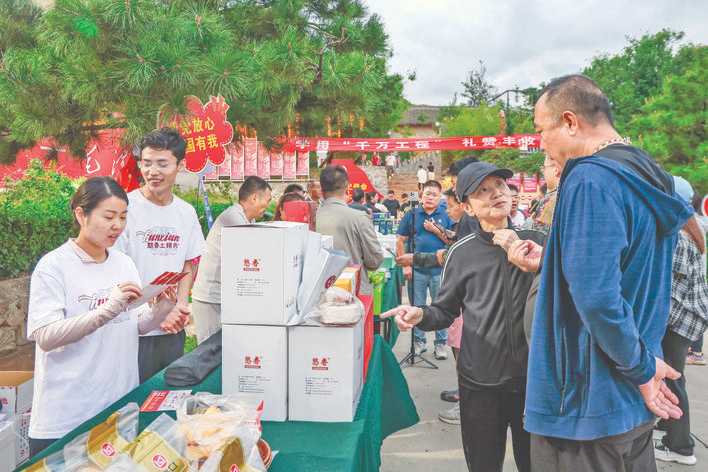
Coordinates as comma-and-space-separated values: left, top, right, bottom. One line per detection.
455, 162, 513, 201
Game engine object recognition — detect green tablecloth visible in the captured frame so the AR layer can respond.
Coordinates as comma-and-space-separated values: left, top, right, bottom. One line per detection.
380, 265, 403, 347
21, 336, 419, 472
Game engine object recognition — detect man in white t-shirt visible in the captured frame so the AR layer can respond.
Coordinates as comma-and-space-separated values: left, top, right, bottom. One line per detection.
116, 128, 206, 382
417, 165, 428, 191
191, 176, 273, 343
385, 153, 397, 179
508, 184, 527, 228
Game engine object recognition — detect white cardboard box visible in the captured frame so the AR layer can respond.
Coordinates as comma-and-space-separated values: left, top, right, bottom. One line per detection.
0, 421, 15, 472
288, 316, 364, 422
14, 412, 30, 467
0, 371, 33, 418
221, 221, 308, 325
222, 325, 288, 421
297, 232, 350, 322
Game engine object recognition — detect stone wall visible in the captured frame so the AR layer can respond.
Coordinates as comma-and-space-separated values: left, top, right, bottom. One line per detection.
361, 166, 388, 195
0, 276, 31, 354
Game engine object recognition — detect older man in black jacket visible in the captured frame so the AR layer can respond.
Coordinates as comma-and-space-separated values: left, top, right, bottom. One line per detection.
383, 162, 544, 472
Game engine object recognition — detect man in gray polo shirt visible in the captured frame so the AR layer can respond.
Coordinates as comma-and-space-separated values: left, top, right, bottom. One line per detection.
191, 176, 272, 343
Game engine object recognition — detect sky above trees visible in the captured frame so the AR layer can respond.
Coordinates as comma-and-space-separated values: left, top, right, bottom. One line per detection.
368, 0, 707, 105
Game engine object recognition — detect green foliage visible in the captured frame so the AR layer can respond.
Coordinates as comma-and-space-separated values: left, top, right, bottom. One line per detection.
0, 160, 76, 278
483, 149, 545, 175
439, 103, 501, 168
174, 186, 234, 237
584, 29, 706, 193
583, 29, 685, 135
183, 334, 197, 354
504, 108, 534, 135
0, 0, 406, 157
460, 60, 495, 107
630, 45, 708, 194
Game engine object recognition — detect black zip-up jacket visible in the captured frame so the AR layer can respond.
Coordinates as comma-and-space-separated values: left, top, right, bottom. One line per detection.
417, 227, 545, 391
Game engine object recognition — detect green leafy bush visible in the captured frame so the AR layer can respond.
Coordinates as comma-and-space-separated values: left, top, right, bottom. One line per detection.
174, 187, 235, 237
0, 160, 76, 278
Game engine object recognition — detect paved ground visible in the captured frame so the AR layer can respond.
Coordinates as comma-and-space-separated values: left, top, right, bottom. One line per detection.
381, 329, 708, 472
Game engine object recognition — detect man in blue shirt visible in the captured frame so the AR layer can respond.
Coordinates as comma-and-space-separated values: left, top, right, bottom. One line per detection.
396, 180, 453, 360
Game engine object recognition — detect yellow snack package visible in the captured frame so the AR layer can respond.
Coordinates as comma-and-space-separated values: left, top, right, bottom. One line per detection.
110, 414, 189, 472
25, 403, 139, 472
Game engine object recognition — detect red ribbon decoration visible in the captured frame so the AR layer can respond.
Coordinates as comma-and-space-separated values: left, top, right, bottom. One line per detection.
285, 134, 541, 153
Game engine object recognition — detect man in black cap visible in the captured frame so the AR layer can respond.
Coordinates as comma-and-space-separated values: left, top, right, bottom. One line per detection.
382, 162, 544, 472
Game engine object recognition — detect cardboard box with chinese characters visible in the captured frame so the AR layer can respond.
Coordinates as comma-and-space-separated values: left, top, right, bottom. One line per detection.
0, 421, 15, 471
221, 221, 308, 325
222, 325, 288, 421
0, 371, 33, 418
288, 315, 364, 422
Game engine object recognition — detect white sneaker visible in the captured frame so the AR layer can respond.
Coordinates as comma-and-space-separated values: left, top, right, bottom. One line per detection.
438, 403, 460, 425
434, 344, 448, 360
654, 444, 697, 465
414, 341, 427, 356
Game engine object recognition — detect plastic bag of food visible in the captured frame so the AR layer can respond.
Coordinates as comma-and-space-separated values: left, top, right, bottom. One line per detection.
197, 428, 266, 472
63, 403, 139, 471
25, 403, 139, 472
22, 450, 66, 472
175, 394, 265, 470
312, 287, 364, 325
177, 393, 263, 431
119, 414, 189, 471
101, 454, 133, 471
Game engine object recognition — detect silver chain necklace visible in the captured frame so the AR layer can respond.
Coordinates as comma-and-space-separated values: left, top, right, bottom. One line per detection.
594, 136, 632, 154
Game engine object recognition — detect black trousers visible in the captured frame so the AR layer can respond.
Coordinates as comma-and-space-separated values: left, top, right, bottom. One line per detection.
658, 329, 694, 455
138, 331, 186, 383
459, 385, 530, 472
29, 437, 58, 457
531, 422, 655, 472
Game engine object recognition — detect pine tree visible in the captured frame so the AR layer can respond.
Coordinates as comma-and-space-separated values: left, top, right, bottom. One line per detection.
0, 0, 407, 162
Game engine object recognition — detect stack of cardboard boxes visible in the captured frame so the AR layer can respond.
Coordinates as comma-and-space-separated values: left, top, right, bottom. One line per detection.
221, 222, 367, 422
0, 371, 33, 469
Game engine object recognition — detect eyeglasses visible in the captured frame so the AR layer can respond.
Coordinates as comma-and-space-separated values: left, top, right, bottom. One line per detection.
139, 160, 174, 170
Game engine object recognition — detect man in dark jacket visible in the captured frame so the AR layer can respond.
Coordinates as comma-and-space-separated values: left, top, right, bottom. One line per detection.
515, 75, 694, 472
348, 188, 371, 215
382, 190, 402, 219
383, 162, 544, 472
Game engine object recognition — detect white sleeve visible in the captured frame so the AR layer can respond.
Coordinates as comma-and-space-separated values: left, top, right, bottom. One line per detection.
27, 270, 67, 338
137, 297, 176, 334
31, 287, 130, 351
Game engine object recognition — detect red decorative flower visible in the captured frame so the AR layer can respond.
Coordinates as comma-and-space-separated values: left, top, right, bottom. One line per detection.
165, 95, 234, 173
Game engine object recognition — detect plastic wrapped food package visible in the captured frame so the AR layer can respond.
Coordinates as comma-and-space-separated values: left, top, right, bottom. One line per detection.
177, 393, 264, 430
175, 394, 265, 471
313, 287, 364, 325
25, 403, 139, 472
110, 414, 189, 471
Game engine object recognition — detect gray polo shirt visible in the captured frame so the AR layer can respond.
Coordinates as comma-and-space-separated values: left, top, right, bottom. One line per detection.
192, 204, 253, 303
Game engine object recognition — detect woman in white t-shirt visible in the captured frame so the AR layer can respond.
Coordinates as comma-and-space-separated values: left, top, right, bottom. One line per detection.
26, 177, 188, 457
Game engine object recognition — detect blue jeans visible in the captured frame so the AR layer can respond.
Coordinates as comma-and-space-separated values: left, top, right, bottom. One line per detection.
691, 337, 703, 353
408, 269, 447, 346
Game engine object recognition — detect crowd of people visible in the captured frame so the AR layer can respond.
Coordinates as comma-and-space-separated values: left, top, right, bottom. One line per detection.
21, 74, 707, 472
383, 74, 708, 472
